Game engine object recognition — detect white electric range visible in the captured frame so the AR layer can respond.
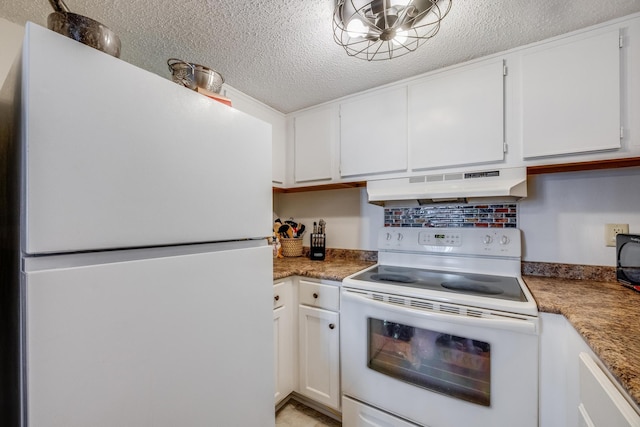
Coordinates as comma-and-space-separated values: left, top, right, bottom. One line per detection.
340, 227, 539, 427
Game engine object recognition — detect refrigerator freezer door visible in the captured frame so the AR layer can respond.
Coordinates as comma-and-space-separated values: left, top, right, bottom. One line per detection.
23, 242, 274, 427
21, 23, 272, 254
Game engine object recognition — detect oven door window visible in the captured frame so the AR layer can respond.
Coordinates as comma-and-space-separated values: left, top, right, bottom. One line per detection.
368, 318, 491, 406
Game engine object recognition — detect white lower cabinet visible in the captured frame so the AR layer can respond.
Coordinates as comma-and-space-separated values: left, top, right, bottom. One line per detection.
298, 279, 341, 410
578, 352, 640, 427
273, 279, 295, 405
273, 277, 341, 411
539, 313, 640, 427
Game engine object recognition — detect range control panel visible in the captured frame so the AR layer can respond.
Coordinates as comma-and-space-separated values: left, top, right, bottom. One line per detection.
378, 227, 521, 257
418, 231, 462, 246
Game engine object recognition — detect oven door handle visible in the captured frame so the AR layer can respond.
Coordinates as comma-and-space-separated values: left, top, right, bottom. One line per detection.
342, 290, 538, 335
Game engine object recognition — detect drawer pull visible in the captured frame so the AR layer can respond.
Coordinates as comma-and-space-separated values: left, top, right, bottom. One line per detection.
313, 292, 319, 299
274, 295, 280, 301
329, 323, 335, 330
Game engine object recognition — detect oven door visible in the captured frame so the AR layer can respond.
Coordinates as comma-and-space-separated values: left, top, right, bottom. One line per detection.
340, 287, 539, 427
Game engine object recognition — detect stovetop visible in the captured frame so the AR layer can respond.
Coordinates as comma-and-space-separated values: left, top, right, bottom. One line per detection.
351, 264, 526, 302
343, 227, 538, 316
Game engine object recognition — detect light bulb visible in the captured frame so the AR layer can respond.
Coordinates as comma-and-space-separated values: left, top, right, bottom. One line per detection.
393, 30, 408, 45
389, 0, 409, 7
346, 18, 368, 38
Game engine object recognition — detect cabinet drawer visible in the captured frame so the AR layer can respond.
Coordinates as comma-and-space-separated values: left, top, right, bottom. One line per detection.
298, 280, 339, 311
273, 281, 289, 310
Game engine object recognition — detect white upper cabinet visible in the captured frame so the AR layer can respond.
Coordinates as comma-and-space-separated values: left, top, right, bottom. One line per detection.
281, 14, 640, 188
222, 86, 287, 186
293, 106, 337, 183
339, 87, 408, 177
521, 29, 621, 159
408, 59, 505, 170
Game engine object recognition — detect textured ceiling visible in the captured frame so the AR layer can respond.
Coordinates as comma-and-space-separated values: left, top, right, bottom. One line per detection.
2, 0, 640, 113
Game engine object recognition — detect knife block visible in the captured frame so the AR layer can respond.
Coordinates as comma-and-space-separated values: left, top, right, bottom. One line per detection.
309, 233, 326, 261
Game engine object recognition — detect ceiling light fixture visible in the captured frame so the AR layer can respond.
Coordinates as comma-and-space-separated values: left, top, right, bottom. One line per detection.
333, 0, 452, 61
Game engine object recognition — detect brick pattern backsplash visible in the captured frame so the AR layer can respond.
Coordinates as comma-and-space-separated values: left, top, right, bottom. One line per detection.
384, 204, 518, 228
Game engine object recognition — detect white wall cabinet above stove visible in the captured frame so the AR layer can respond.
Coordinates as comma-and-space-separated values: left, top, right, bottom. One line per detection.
339, 87, 408, 177
408, 58, 506, 171
520, 29, 622, 159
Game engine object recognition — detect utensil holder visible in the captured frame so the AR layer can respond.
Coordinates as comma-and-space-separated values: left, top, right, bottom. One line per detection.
309, 233, 326, 261
280, 238, 303, 257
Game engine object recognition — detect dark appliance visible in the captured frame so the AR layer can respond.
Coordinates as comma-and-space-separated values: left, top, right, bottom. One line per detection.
617, 234, 640, 292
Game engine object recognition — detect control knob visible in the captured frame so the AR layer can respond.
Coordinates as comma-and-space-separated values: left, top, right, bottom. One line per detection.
482, 235, 493, 244
499, 235, 510, 245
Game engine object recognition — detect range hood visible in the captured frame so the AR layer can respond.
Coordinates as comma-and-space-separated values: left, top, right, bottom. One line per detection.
367, 167, 527, 206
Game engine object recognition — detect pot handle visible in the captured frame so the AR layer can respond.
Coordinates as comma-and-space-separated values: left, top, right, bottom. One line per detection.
167, 58, 195, 74
48, 0, 70, 13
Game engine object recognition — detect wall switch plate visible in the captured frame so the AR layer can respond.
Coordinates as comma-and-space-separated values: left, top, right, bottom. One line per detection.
605, 223, 629, 247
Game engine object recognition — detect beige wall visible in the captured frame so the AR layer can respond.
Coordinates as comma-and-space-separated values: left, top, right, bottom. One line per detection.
274, 188, 383, 251
519, 167, 640, 266
0, 18, 23, 88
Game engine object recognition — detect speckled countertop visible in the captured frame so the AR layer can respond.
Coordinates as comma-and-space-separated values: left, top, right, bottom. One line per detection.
273, 256, 375, 282
523, 276, 640, 408
273, 256, 640, 408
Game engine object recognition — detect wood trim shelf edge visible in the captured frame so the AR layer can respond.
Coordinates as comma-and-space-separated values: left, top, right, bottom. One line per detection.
273, 181, 366, 193
273, 158, 640, 193
526, 157, 640, 175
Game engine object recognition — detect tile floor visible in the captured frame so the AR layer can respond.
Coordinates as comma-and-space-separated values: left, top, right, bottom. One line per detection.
275, 400, 341, 427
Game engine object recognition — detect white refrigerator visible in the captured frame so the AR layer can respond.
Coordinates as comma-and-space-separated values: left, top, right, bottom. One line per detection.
1, 23, 275, 427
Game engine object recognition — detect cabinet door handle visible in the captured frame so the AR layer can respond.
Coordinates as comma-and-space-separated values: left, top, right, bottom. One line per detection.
313, 292, 319, 299
274, 295, 280, 301
329, 323, 335, 330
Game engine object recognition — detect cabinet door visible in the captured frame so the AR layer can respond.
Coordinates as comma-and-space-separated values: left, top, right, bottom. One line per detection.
273, 281, 294, 405
340, 87, 408, 177
408, 59, 505, 170
521, 29, 621, 158
294, 106, 336, 183
579, 404, 596, 427
298, 305, 340, 410
222, 86, 286, 185
578, 352, 640, 427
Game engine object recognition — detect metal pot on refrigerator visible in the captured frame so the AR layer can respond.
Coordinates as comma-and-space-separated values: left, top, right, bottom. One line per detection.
47, 0, 121, 58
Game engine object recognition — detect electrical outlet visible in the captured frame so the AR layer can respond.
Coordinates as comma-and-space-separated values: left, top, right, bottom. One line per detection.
605, 223, 629, 247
